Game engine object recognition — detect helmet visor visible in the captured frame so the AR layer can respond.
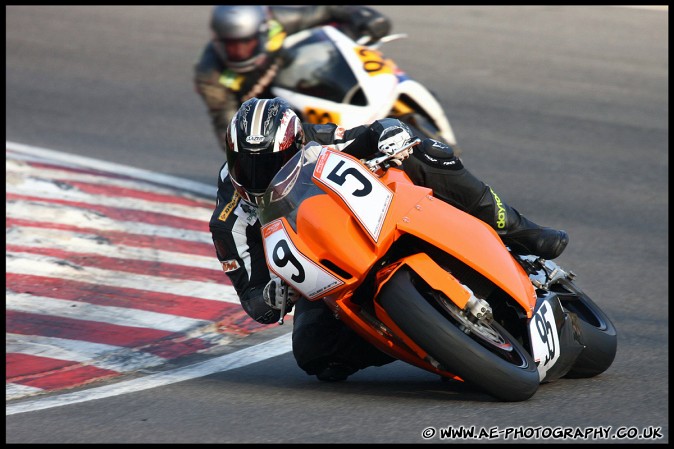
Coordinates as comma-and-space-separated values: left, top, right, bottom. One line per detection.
228, 149, 297, 196
222, 37, 260, 62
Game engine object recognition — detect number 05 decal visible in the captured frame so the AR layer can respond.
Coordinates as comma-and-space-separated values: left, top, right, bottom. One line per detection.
529, 301, 561, 381
354, 47, 395, 76
313, 149, 392, 242
262, 220, 344, 300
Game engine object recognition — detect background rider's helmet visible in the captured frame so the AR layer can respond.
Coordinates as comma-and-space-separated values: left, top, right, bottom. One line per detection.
210, 5, 271, 73
225, 97, 305, 206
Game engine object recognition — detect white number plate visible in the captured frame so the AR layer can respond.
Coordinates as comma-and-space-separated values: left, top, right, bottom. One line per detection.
262, 219, 344, 300
529, 298, 561, 381
313, 149, 392, 242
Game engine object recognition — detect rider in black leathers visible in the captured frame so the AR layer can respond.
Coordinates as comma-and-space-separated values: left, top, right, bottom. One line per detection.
194, 5, 391, 153
209, 97, 570, 382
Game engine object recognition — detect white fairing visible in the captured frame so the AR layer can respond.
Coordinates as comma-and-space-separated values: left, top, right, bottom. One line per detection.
272, 25, 455, 142
272, 26, 398, 129
394, 79, 457, 145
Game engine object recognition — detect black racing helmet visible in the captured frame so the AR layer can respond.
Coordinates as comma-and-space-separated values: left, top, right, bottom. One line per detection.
210, 5, 270, 73
225, 97, 305, 206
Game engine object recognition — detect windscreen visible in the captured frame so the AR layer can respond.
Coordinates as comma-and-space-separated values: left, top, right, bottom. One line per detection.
275, 28, 360, 104
258, 143, 325, 229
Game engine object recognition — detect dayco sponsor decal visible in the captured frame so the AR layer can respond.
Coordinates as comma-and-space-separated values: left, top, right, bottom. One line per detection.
218, 192, 240, 222
490, 187, 507, 229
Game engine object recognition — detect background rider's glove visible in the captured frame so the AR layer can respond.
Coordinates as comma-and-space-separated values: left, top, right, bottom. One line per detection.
263, 275, 299, 312
351, 7, 391, 42
332, 6, 391, 43
377, 125, 414, 166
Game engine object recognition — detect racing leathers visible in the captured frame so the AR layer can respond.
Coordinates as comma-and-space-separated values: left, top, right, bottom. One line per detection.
209, 118, 569, 379
194, 5, 391, 153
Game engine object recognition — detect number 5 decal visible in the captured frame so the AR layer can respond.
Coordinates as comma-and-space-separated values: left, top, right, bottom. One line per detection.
262, 219, 344, 299
326, 160, 372, 197
313, 149, 392, 242
529, 301, 561, 381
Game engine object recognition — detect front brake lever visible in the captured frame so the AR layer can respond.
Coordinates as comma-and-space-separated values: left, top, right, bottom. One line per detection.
277, 283, 289, 325
364, 137, 422, 172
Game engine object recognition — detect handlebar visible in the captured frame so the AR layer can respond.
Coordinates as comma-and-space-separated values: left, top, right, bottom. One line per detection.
363, 137, 422, 172
356, 33, 408, 48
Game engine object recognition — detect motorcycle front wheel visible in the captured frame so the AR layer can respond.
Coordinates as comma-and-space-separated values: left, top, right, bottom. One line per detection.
377, 266, 539, 402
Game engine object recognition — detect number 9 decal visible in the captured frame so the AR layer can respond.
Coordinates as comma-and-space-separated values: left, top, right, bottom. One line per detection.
262, 219, 344, 299
271, 239, 305, 283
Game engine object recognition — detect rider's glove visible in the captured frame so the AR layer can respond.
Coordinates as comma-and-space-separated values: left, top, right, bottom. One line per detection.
263, 274, 299, 312
350, 6, 391, 42
377, 125, 414, 166
332, 6, 391, 43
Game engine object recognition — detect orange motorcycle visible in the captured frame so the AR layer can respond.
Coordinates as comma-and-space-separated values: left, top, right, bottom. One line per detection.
258, 139, 617, 402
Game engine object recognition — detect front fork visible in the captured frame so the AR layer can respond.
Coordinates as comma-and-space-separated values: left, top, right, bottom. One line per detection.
375, 252, 493, 324
515, 255, 585, 381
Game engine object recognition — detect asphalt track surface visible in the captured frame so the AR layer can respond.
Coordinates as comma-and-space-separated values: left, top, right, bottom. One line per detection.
6, 6, 668, 444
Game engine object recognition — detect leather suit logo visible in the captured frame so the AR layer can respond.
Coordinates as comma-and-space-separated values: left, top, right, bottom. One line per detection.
218, 192, 240, 222
221, 259, 241, 272
490, 187, 507, 229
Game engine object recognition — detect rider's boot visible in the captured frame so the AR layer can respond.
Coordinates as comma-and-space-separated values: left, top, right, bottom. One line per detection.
316, 362, 358, 382
470, 185, 569, 260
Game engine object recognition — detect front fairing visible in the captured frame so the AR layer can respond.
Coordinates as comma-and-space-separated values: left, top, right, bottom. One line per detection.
259, 144, 372, 300
258, 144, 323, 229
260, 143, 407, 300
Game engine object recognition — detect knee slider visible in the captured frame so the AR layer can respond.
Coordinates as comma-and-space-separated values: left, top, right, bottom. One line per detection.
369, 118, 406, 135
414, 138, 463, 170
241, 291, 280, 325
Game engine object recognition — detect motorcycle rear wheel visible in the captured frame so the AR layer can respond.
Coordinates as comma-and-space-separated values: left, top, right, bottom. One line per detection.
395, 112, 462, 156
554, 278, 618, 378
377, 266, 539, 402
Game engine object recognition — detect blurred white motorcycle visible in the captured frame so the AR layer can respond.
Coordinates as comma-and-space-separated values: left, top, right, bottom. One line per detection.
272, 25, 460, 153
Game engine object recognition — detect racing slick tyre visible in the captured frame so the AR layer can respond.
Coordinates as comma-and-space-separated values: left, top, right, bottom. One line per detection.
554, 278, 618, 378
377, 266, 539, 402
